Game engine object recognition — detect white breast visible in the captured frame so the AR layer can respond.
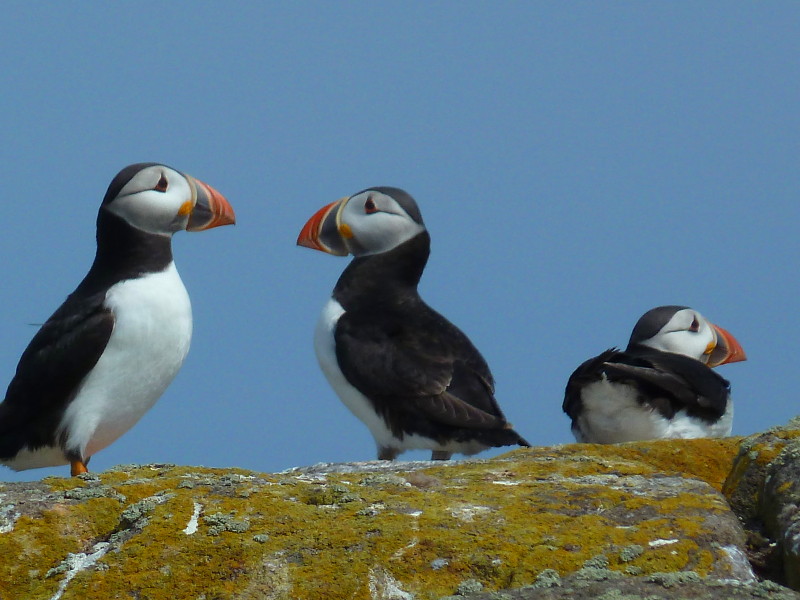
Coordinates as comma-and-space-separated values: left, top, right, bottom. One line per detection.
574, 375, 733, 443
62, 262, 193, 460
314, 298, 399, 451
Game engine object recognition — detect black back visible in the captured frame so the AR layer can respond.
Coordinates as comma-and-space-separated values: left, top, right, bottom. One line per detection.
563, 345, 731, 425
333, 231, 528, 448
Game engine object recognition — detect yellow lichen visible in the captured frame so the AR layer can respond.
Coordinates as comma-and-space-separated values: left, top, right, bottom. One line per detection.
0, 441, 749, 600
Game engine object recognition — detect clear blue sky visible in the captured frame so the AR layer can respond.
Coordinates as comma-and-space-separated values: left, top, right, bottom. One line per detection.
1, 3, 798, 481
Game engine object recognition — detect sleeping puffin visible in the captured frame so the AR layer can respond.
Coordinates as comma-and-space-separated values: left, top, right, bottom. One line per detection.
0, 163, 235, 476
563, 305, 746, 443
297, 187, 529, 460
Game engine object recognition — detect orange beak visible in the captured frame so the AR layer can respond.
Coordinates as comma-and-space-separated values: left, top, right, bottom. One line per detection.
706, 323, 747, 367
297, 199, 349, 256
185, 176, 236, 231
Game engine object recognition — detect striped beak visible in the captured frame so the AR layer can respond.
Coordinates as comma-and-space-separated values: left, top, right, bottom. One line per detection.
706, 323, 747, 367
297, 198, 349, 256
185, 175, 236, 231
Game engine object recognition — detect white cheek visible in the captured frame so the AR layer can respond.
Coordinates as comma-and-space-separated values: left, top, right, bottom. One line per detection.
668, 334, 711, 360
349, 213, 425, 254
644, 328, 714, 361
107, 192, 187, 235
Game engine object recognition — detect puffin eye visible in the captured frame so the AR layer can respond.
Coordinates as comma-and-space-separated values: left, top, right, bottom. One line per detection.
364, 197, 377, 214
690, 318, 700, 332
155, 174, 168, 192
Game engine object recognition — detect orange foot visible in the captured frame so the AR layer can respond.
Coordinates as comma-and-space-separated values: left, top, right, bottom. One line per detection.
70, 460, 89, 476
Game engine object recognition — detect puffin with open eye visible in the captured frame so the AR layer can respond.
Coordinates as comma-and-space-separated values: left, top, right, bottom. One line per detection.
0, 163, 235, 476
297, 187, 529, 461
563, 305, 746, 444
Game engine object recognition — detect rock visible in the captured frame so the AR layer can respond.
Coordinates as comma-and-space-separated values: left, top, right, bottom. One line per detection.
0, 431, 797, 599
762, 439, 800, 589
723, 417, 800, 523
456, 573, 800, 600
723, 417, 800, 584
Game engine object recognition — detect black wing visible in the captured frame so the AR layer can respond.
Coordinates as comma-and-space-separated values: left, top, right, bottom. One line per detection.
562, 348, 622, 420
610, 346, 731, 417
334, 307, 518, 434
0, 293, 114, 458
563, 346, 730, 422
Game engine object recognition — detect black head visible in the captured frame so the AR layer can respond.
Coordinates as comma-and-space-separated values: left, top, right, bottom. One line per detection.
628, 305, 690, 347
298, 186, 427, 257
100, 163, 235, 235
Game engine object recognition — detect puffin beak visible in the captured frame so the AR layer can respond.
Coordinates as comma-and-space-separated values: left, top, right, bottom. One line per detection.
297, 198, 350, 256
185, 175, 236, 231
705, 323, 747, 367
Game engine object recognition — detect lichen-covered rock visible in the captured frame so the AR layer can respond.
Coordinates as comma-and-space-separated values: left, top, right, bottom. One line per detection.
722, 417, 800, 584
454, 572, 800, 600
723, 417, 800, 521
0, 438, 761, 600
762, 438, 800, 589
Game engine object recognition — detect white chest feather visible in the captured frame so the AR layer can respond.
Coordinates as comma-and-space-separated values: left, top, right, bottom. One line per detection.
574, 375, 733, 443
62, 262, 193, 459
313, 298, 398, 449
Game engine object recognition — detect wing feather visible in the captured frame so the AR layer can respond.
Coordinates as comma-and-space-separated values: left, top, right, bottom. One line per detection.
334, 310, 507, 430
563, 346, 730, 422
0, 298, 114, 456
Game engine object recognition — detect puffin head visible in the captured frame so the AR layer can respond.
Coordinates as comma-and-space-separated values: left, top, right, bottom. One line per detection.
102, 163, 236, 235
297, 187, 425, 257
628, 305, 747, 367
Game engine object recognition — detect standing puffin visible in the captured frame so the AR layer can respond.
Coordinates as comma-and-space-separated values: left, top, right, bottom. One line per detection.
0, 163, 235, 476
297, 187, 529, 460
563, 305, 746, 443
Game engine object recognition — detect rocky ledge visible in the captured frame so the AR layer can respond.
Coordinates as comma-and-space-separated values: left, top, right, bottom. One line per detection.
1, 417, 799, 600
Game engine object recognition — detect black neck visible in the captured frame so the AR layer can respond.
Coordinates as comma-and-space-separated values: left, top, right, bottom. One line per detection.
75, 209, 173, 296
333, 231, 430, 310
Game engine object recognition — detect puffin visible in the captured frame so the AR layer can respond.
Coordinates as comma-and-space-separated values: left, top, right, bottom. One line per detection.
297, 187, 529, 461
0, 163, 235, 476
563, 305, 746, 443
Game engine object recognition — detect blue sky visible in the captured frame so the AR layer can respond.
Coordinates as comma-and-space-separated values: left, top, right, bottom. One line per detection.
1, 3, 798, 481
